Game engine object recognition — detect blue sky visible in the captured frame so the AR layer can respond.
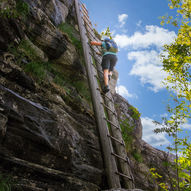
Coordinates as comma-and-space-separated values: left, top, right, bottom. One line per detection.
81, 0, 191, 150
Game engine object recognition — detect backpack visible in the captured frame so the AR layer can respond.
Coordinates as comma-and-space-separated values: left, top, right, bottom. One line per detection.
104, 38, 118, 53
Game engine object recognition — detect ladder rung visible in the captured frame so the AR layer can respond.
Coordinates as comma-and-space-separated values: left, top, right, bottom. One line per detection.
89, 51, 95, 57
80, 4, 101, 44
84, 23, 93, 34
82, 12, 90, 23
97, 70, 103, 75
90, 61, 103, 75
104, 117, 121, 131
89, 45, 102, 57
89, 49, 102, 58
92, 67, 103, 76
116, 171, 133, 181
88, 44, 102, 57
101, 93, 114, 103
94, 74, 104, 82
81, 4, 89, 16
126, 156, 131, 166
85, 32, 95, 44
89, 66, 103, 75
89, 51, 102, 60
84, 26, 98, 41
96, 87, 102, 93
92, 62, 97, 69
81, 8, 89, 18
108, 135, 125, 146
111, 152, 128, 162
94, 75, 104, 83
90, 45, 102, 55
93, 57, 101, 65
101, 102, 117, 116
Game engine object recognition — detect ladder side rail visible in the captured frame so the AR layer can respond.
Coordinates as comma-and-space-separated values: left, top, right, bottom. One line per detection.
75, 0, 121, 188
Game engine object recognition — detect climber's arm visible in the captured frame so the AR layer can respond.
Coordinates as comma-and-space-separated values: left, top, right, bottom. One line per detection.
90, 41, 102, 46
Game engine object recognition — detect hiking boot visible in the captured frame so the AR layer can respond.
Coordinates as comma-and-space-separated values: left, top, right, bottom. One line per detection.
103, 85, 110, 94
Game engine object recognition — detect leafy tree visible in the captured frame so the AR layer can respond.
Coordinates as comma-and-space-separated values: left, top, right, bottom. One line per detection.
162, 0, 191, 101
153, 0, 191, 190
100, 27, 113, 39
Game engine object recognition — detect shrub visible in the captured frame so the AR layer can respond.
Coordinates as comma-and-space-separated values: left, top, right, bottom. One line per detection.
0, 0, 29, 19
129, 106, 141, 120
0, 175, 12, 191
131, 150, 143, 162
120, 118, 134, 151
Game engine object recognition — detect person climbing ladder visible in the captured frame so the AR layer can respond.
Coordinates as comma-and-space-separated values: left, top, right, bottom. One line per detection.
90, 37, 118, 94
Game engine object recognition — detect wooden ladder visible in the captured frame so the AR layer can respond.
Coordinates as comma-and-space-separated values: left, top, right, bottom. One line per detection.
75, 0, 135, 189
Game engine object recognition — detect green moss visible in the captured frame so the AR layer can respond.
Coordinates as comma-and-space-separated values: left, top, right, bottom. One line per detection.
0, 174, 12, 191
8, 40, 52, 82
58, 22, 83, 54
120, 118, 134, 151
162, 161, 170, 167
131, 150, 143, 162
24, 61, 46, 81
18, 39, 39, 61
8, 38, 90, 110
129, 106, 141, 120
0, 0, 29, 19
53, 75, 65, 87
72, 80, 91, 104
16, 0, 29, 18
8, 39, 41, 66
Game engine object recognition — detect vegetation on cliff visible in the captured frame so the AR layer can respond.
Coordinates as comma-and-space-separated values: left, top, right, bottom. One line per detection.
152, 0, 191, 190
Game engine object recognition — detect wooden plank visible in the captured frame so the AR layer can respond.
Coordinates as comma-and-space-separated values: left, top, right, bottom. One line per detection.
108, 135, 125, 146
111, 152, 128, 162
101, 102, 117, 116
81, 3, 89, 15
116, 171, 133, 180
94, 74, 104, 83
101, 92, 114, 103
103, 117, 121, 131
75, 0, 121, 188
82, 13, 92, 25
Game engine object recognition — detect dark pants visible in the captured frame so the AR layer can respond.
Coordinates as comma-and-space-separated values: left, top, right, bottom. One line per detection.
101, 54, 117, 72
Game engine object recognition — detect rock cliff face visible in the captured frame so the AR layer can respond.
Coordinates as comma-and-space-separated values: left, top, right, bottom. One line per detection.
113, 94, 175, 191
0, 0, 173, 191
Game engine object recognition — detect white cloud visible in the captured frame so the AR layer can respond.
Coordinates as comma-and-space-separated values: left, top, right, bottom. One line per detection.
114, 25, 176, 49
136, 20, 142, 27
141, 117, 170, 147
116, 85, 133, 98
118, 14, 128, 28
181, 122, 191, 129
160, 113, 168, 118
113, 25, 176, 92
128, 50, 168, 92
